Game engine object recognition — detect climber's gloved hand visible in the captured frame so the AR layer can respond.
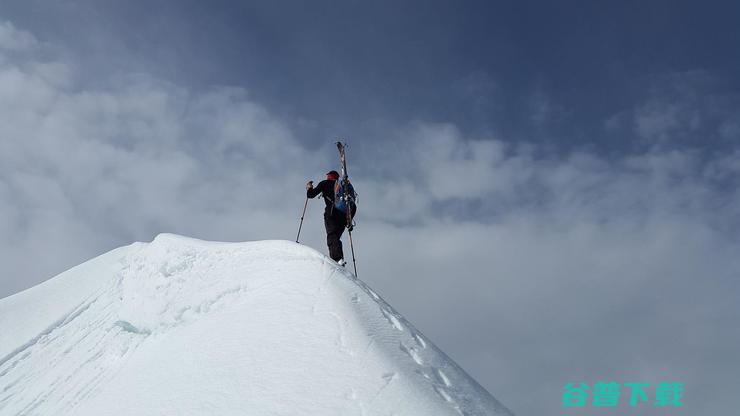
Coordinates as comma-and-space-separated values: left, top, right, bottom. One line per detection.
306, 180, 314, 190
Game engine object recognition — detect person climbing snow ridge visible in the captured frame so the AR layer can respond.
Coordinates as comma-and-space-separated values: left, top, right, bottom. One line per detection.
306, 170, 356, 266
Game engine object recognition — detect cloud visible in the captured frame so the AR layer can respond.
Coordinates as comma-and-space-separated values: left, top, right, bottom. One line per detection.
0, 31, 323, 296
1, 19, 738, 416
625, 71, 740, 148
0, 21, 37, 52
350, 121, 740, 415
357, 134, 739, 416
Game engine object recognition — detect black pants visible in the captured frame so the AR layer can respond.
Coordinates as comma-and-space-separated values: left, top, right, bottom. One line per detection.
324, 206, 356, 262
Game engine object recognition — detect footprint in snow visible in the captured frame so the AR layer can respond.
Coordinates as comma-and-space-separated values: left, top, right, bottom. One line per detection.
382, 372, 397, 382
416, 369, 432, 380
399, 343, 424, 366
412, 332, 427, 349
113, 321, 150, 336
381, 308, 405, 331
434, 385, 454, 403
434, 367, 451, 387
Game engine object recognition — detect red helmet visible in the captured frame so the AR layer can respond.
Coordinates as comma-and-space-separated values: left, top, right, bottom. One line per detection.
326, 170, 340, 179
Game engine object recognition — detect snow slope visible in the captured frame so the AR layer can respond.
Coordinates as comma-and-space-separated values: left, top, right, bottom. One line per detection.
0, 234, 512, 416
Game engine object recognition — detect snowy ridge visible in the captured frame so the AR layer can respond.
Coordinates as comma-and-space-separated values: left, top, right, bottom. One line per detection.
0, 234, 512, 415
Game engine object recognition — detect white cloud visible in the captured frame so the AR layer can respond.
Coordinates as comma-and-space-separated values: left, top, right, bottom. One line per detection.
1, 20, 738, 416
0, 29, 320, 295
0, 21, 38, 52
352, 121, 740, 415
629, 71, 740, 148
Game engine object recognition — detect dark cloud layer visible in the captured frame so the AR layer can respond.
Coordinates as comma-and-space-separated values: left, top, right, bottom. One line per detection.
3, 0, 739, 151
0, 4, 739, 415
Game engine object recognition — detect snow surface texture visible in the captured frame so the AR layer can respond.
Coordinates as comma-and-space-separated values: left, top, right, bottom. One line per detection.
0, 234, 512, 416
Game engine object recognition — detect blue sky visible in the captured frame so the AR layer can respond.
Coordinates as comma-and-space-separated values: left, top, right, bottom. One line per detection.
6, 0, 740, 152
0, 2, 739, 415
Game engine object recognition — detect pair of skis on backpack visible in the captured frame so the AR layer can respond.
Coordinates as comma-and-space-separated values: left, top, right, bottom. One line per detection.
335, 141, 357, 231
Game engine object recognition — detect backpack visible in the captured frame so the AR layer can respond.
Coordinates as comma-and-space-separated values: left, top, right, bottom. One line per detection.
333, 178, 357, 214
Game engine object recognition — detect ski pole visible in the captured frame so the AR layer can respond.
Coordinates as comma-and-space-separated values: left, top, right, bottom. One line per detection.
348, 228, 358, 276
296, 197, 309, 243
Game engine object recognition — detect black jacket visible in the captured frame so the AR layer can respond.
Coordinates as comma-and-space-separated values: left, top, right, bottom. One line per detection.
307, 179, 336, 214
